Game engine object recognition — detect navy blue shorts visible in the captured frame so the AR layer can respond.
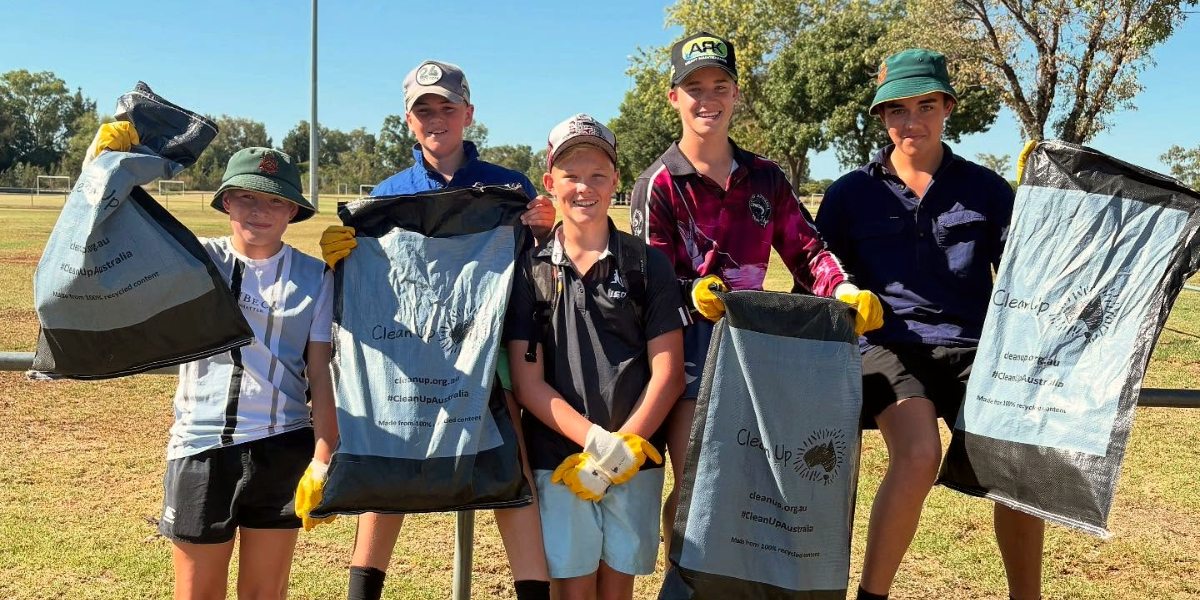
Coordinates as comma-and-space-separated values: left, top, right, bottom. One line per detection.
158, 427, 313, 544
861, 344, 976, 429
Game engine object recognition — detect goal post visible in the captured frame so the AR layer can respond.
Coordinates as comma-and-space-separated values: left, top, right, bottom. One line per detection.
337, 183, 349, 195
359, 184, 376, 196
158, 180, 186, 195
36, 176, 71, 195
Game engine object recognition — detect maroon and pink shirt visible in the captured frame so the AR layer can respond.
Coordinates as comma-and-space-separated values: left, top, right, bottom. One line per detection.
630, 141, 848, 300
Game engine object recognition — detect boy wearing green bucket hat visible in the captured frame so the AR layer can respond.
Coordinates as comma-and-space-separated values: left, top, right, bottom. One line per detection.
91, 125, 338, 599
815, 49, 1045, 600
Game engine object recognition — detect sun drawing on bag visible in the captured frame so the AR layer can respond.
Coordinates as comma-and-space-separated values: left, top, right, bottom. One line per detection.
437, 308, 476, 354
793, 428, 848, 485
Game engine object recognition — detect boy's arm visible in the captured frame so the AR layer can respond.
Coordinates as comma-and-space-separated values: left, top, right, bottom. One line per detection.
616, 329, 684, 439
305, 341, 338, 462
631, 174, 691, 292
772, 173, 849, 297
306, 271, 338, 461
507, 341, 594, 446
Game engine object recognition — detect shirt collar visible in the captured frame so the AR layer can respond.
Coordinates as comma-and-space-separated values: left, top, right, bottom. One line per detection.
412, 140, 481, 180
864, 142, 958, 178
537, 219, 620, 267
660, 139, 756, 178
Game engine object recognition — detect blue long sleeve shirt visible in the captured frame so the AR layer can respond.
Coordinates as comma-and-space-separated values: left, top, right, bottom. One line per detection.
372, 141, 536, 198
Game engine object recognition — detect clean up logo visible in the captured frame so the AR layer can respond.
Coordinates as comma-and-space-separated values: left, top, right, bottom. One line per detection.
416, 63, 443, 85
1049, 284, 1121, 341
793, 428, 848, 485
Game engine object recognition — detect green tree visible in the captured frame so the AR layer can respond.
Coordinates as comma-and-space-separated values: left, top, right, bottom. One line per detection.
62, 110, 107, 175
608, 47, 681, 191
378, 115, 417, 173
894, 0, 1195, 143
281, 120, 311, 163
0, 70, 95, 171
1161, 145, 1200, 190
975, 152, 1012, 178
527, 148, 549, 196
187, 115, 272, 190
480, 144, 534, 175
464, 121, 489, 148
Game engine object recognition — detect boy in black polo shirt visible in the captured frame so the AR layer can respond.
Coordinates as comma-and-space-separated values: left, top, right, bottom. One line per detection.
815, 49, 1044, 600
507, 114, 688, 600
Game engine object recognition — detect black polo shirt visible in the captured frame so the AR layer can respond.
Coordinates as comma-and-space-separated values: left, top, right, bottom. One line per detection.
505, 219, 690, 471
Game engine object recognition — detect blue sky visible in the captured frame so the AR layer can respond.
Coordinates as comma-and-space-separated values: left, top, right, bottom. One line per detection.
2, 0, 1197, 181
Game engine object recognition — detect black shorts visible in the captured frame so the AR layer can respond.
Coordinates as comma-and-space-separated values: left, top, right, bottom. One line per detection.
861, 344, 977, 429
158, 427, 314, 544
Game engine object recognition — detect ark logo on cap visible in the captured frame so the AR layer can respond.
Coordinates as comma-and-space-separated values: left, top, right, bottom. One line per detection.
683, 36, 728, 62
671, 31, 738, 86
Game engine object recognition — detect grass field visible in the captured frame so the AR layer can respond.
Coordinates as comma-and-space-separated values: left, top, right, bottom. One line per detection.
1, 192, 1198, 599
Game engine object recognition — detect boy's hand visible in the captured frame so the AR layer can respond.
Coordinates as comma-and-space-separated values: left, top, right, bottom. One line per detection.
834, 283, 884, 336
691, 275, 728, 321
521, 195, 556, 239
551, 453, 612, 502
584, 424, 662, 486
294, 459, 336, 531
320, 226, 356, 269
83, 121, 139, 168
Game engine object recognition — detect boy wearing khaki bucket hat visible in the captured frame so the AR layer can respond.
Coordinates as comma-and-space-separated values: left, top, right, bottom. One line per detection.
815, 49, 1045, 600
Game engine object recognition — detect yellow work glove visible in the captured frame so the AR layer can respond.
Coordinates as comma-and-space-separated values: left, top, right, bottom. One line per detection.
583, 424, 663, 486
1016, 140, 1037, 184
294, 459, 336, 531
835, 283, 885, 336
83, 121, 140, 168
320, 226, 356, 270
691, 274, 728, 321
551, 453, 613, 502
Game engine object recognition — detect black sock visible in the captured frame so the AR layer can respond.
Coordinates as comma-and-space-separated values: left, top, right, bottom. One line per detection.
514, 579, 550, 600
857, 587, 888, 600
347, 566, 386, 600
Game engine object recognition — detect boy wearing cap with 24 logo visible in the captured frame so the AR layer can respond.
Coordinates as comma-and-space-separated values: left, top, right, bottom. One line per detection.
630, 32, 885, 557
317, 60, 555, 600
815, 49, 1044, 600
506, 114, 688, 600
85, 133, 339, 600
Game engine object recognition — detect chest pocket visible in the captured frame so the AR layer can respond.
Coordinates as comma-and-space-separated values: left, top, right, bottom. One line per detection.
935, 209, 987, 276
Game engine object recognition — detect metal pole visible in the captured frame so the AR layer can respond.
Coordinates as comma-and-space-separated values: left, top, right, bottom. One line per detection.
309, 0, 319, 212
453, 512, 475, 600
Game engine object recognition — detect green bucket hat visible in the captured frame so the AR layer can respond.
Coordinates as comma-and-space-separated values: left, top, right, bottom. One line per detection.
870, 49, 957, 114
212, 147, 315, 223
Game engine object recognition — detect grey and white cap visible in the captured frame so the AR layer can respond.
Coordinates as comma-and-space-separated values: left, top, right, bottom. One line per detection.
403, 60, 471, 112
546, 113, 617, 169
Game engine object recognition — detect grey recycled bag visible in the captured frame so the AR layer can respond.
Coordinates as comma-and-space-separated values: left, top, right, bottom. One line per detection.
939, 141, 1200, 537
312, 185, 532, 516
661, 291, 862, 600
32, 83, 252, 379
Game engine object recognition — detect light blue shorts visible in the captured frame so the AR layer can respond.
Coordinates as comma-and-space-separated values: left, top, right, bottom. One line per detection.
534, 467, 665, 579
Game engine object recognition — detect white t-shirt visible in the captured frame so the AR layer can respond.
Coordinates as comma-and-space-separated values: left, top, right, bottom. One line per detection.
167, 238, 333, 459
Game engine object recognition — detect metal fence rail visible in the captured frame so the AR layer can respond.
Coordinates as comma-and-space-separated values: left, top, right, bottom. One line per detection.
3, 352, 1197, 407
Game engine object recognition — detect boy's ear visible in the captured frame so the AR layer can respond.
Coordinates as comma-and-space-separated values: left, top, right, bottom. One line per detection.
668, 87, 679, 109
542, 172, 555, 196
464, 104, 475, 128
286, 203, 300, 221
